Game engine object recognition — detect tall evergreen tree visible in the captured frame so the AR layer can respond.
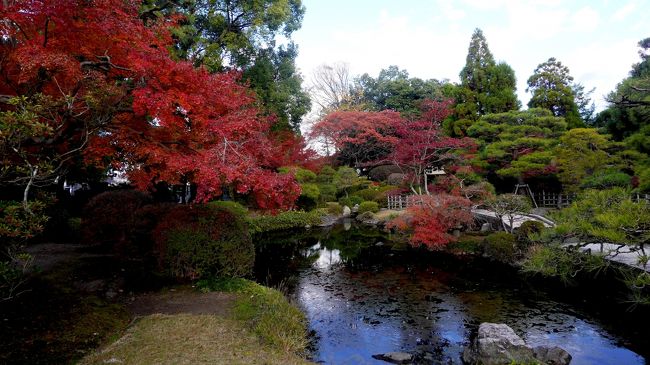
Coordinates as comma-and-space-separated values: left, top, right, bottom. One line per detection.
527, 57, 583, 129
450, 29, 519, 136
597, 37, 650, 140
140, 0, 310, 132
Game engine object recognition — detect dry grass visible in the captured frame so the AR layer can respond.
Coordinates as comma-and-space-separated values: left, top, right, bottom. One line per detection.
80, 314, 313, 365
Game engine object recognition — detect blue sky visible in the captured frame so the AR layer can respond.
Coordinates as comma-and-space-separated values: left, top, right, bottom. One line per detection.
292, 0, 649, 113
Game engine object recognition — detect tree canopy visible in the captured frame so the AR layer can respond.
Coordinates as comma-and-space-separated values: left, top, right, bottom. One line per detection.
527, 57, 583, 129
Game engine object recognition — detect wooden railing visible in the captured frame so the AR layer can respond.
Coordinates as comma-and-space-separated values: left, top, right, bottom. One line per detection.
386, 195, 422, 210
533, 191, 577, 208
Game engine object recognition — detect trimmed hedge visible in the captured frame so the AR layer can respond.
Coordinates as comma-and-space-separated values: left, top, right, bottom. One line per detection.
483, 232, 517, 263
154, 204, 254, 280
358, 201, 379, 214
248, 209, 326, 233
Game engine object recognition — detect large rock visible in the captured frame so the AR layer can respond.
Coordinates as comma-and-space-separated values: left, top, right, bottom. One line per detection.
371, 352, 412, 364
463, 323, 572, 365
463, 323, 535, 365
342, 205, 351, 217
533, 345, 572, 365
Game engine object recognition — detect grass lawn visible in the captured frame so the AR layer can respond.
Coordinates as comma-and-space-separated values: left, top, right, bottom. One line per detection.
80, 314, 312, 365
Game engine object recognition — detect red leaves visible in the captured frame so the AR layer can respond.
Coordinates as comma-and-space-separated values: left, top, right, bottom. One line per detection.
1, 0, 303, 210
387, 194, 474, 249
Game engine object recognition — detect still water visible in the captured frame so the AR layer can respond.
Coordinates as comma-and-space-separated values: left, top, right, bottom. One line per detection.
255, 222, 647, 365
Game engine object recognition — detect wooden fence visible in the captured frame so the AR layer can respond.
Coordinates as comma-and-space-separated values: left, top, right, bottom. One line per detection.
387, 195, 422, 210
533, 191, 649, 208
533, 191, 577, 208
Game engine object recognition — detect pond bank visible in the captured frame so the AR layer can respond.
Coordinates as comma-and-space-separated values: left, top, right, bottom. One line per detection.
0, 244, 313, 365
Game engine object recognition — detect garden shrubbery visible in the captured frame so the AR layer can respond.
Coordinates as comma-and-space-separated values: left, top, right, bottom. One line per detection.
248, 209, 325, 233
81, 190, 152, 246
154, 204, 254, 280
358, 201, 379, 214
483, 231, 517, 263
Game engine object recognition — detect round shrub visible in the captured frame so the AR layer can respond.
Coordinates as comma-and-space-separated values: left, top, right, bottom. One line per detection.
206, 200, 248, 219
326, 202, 343, 215
128, 202, 177, 258
296, 183, 320, 210
81, 190, 152, 245
318, 184, 337, 202
338, 195, 363, 208
355, 211, 377, 224
358, 201, 379, 214
154, 204, 254, 280
353, 188, 379, 202
515, 220, 545, 248
483, 232, 517, 263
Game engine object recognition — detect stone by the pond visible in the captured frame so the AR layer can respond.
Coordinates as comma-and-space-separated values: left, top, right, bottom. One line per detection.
533, 345, 572, 365
463, 323, 572, 365
463, 323, 535, 365
480, 222, 492, 233
371, 352, 413, 364
342, 205, 351, 217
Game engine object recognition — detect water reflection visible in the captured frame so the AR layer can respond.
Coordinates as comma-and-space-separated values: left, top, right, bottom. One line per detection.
255, 225, 647, 365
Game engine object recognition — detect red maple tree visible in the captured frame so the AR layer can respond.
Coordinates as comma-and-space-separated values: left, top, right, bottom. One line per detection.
387, 194, 474, 249
0, 0, 301, 209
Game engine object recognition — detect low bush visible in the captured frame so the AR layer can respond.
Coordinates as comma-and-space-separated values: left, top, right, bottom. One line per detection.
81, 190, 152, 245
198, 278, 308, 355
296, 183, 320, 210
358, 201, 379, 214
338, 195, 363, 208
515, 220, 545, 248
483, 232, 517, 263
355, 211, 377, 224
248, 209, 326, 233
318, 184, 337, 203
325, 202, 343, 215
206, 200, 248, 219
154, 204, 254, 280
127, 203, 177, 259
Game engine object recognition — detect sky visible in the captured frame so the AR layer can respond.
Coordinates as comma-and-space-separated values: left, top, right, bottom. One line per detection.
292, 0, 649, 114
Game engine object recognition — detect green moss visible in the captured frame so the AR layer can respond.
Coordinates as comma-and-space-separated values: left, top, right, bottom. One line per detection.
198, 278, 309, 354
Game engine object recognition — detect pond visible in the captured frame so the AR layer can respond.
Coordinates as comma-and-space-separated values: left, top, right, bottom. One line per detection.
255, 221, 649, 365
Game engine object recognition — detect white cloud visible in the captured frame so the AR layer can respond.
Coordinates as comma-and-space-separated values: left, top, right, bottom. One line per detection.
572, 6, 600, 33
612, 1, 637, 21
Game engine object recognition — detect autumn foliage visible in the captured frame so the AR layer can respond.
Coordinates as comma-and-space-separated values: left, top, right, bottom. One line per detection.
0, 0, 303, 209
387, 194, 474, 249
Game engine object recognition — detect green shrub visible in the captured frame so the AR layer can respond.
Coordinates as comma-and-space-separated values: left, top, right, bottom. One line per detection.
358, 201, 379, 214
316, 165, 336, 183
207, 200, 248, 219
198, 278, 308, 354
522, 245, 608, 284
338, 195, 363, 208
515, 220, 545, 248
355, 211, 377, 223
128, 203, 177, 259
581, 171, 631, 189
326, 202, 343, 215
296, 183, 320, 210
278, 166, 316, 183
248, 209, 325, 233
318, 184, 337, 203
0, 200, 48, 243
81, 190, 152, 245
352, 188, 379, 202
483, 232, 517, 263
154, 204, 254, 280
